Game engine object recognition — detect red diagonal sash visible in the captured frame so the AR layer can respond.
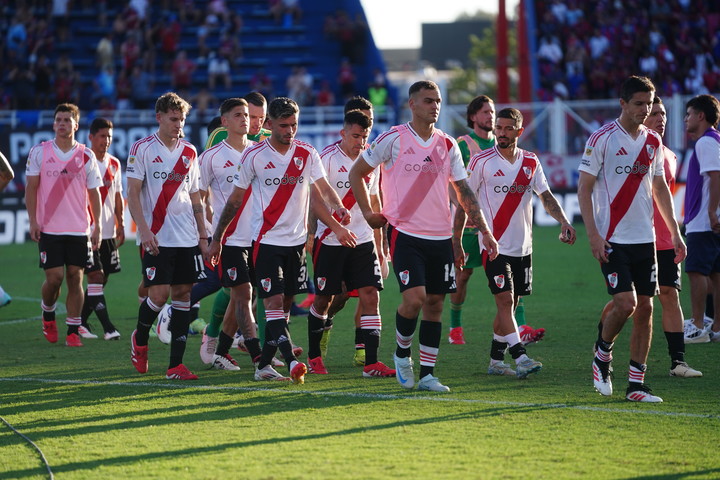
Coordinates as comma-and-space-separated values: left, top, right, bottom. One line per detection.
150, 145, 194, 235
222, 185, 252, 244
89, 158, 117, 223
492, 156, 537, 241
604, 136, 659, 241
255, 146, 309, 242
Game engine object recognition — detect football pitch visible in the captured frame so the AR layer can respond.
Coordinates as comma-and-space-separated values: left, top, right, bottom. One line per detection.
1, 226, 719, 480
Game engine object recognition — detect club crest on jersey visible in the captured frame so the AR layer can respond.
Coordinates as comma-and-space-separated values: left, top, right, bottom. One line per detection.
607, 272, 618, 289
399, 270, 410, 285
40, 251, 47, 264
182, 156, 190, 168
293, 156, 304, 169
523, 166, 532, 179
494, 274, 505, 289
146, 267, 156, 281
128, 155, 136, 164
645, 145, 655, 158
317, 277, 327, 291
227, 267, 237, 281
261, 277, 272, 292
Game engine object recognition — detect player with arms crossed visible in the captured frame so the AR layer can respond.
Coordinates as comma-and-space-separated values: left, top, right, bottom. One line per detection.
79, 118, 124, 341
306, 109, 395, 378
127, 92, 209, 380
578, 76, 686, 403
455, 108, 575, 378
25, 103, 103, 347
349, 80, 499, 392
209, 97, 349, 384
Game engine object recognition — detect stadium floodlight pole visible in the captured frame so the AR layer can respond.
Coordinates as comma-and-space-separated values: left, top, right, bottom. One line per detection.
497, 0, 510, 103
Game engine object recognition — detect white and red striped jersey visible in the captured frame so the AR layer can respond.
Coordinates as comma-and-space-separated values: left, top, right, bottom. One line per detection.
579, 120, 664, 244
26, 140, 102, 235
199, 139, 255, 247
125, 134, 200, 247
653, 145, 677, 251
316, 143, 379, 246
94, 153, 123, 240
234, 139, 327, 246
362, 123, 467, 239
467, 146, 549, 256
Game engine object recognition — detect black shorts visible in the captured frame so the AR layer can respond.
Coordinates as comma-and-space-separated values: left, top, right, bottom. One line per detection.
388, 225, 456, 294
601, 242, 657, 297
219, 245, 253, 287
312, 240, 383, 295
483, 253, 532, 296
656, 249, 681, 290
141, 246, 204, 287
86, 238, 121, 275
252, 243, 309, 298
38, 233, 91, 270
685, 231, 720, 276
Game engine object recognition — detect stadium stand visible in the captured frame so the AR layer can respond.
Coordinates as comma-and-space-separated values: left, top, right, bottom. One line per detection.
531, 0, 720, 100
1, 0, 391, 112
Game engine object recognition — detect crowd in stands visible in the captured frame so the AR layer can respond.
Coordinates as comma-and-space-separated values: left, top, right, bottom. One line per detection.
1, 1, 388, 113
534, 0, 720, 100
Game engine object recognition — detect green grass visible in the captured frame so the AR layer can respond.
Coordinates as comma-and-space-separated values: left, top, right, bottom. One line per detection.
1, 226, 719, 479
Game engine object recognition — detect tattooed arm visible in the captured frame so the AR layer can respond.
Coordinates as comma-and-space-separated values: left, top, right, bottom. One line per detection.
451, 178, 498, 261
539, 190, 576, 245
208, 186, 247, 265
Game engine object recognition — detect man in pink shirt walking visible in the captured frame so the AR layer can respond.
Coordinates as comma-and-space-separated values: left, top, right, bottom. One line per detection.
25, 103, 103, 347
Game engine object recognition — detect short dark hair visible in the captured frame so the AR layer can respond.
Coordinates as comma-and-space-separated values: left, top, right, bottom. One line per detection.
344, 109, 372, 130
206, 116, 222, 136
344, 96, 373, 114
155, 92, 191, 114
220, 98, 248, 116
686, 94, 720, 128
89, 117, 113, 134
620, 76, 655, 103
268, 97, 299, 120
466, 95, 493, 129
497, 108, 523, 127
653, 96, 663, 105
408, 80, 439, 97
244, 91, 267, 108
55, 103, 80, 123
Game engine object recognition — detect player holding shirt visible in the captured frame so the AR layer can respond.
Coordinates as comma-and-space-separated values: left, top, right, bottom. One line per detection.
306, 109, 395, 378
455, 108, 575, 379
578, 76, 686, 403
198, 97, 259, 371
350, 80, 499, 393
209, 97, 349, 384
26, 103, 103, 347
79, 118, 124, 341
127, 92, 210, 380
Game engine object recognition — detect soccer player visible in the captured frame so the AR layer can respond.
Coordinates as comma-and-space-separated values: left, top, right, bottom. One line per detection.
682, 94, 720, 344
198, 97, 259, 371
306, 109, 395, 378
78, 118, 124, 341
0, 150, 14, 307
205, 91, 272, 148
578, 76, 686, 403
456, 108, 575, 378
312, 95, 379, 366
127, 92, 209, 380
209, 97, 349, 384
452, 96, 544, 346
349, 80, 499, 392
25, 103, 103, 347
598, 97, 702, 376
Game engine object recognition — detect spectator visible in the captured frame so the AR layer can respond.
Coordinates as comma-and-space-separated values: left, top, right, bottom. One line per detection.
171, 50, 196, 92
589, 29, 610, 60
250, 68, 273, 98
6, 14, 27, 62
116, 68, 132, 110
130, 65, 154, 109
314, 80, 335, 107
93, 65, 116, 108
96, 32, 114, 70
338, 59, 355, 101
51, 0, 71, 42
7, 63, 35, 109
120, 31, 141, 72
33, 55, 53, 109
285, 66, 312, 106
207, 51, 231, 90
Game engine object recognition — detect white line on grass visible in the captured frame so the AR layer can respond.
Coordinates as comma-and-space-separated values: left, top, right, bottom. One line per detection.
2, 376, 718, 420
